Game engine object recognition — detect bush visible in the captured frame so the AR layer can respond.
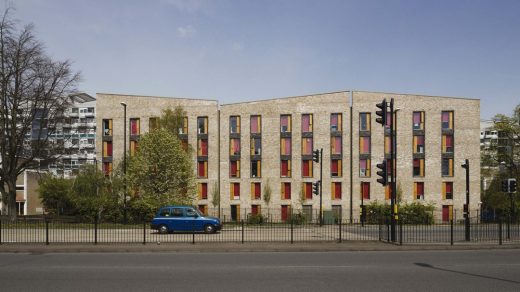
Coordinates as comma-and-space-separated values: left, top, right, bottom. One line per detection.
365, 201, 390, 224
288, 213, 306, 225
247, 213, 265, 225
399, 202, 434, 224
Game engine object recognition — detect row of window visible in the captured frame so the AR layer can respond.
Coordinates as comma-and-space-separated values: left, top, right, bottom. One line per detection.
359, 181, 454, 200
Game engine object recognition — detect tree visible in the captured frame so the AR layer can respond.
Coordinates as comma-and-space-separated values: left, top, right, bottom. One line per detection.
263, 179, 272, 214
211, 181, 220, 208
127, 128, 195, 217
38, 174, 73, 216
159, 106, 187, 139
0, 10, 80, 219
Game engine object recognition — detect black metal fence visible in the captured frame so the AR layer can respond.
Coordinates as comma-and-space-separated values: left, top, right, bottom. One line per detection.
1, 216, 519, 245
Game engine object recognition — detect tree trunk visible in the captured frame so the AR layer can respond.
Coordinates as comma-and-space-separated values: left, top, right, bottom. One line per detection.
7, 178, 17, 221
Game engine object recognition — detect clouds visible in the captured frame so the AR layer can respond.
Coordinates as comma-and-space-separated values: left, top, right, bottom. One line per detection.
177, 25, 196, 38
161, 0, 212, 14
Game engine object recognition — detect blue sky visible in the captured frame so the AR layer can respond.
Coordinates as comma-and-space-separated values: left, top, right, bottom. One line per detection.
13, 0, 520, 119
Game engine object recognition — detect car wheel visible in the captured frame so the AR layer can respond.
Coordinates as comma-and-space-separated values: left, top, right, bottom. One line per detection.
204, 224, 215, 234
158, 225, 169, 234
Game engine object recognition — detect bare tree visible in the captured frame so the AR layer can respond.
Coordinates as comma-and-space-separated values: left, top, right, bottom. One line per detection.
0, 10, 80, 219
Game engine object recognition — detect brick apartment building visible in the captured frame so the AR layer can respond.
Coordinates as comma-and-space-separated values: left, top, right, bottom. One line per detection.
96, 91, 480, 222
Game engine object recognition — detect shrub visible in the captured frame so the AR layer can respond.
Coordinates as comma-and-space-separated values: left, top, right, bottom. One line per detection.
247, 213, 265, 225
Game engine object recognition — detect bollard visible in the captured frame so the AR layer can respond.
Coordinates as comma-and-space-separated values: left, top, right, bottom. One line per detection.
450, 219, 454, 246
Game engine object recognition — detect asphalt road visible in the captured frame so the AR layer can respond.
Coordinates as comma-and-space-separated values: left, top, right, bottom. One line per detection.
1, 250, 520, 291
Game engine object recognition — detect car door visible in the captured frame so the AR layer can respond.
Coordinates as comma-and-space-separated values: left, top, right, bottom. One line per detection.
170, 207, 186, 231
185, 207, 203, 231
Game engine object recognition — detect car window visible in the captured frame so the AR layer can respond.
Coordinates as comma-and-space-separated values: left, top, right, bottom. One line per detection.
172, 208, 184, 217
186, 208, 197, 217
159, 208, 171, 217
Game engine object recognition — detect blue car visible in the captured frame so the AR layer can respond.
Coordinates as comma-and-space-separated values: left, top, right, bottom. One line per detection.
151, 206, 222, 234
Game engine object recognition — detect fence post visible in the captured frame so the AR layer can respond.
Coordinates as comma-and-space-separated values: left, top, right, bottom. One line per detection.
450, 219, 454, 246
499, 219, 503, 246
45, 218, 49, 246
378, 218, 382, 241
0, 218, 2, 245
290, 217, 294, 244
192, 220, 195, 245
143, 219, 146, 245
399, 220, 403, 246
507, 214, 511, 240
241, 220, 244, 244
94, 216, 98, 245
338, 218, 342, 243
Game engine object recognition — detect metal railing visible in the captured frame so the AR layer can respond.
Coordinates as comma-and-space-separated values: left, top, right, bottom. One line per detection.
1, 216, 519, 246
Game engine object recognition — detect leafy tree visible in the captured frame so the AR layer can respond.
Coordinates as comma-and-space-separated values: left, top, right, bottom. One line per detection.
159, 106, 187, 139
263, 179, 272, 214
38, 175, 74, 216
211, 181, 220, 208
0, 10, 80, 219
127, 128, 195, 218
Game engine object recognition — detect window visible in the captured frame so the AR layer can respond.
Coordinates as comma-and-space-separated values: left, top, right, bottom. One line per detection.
442, 158, 453, 176
413, 158, 424, 177
198, 183, 208, 200
281, 182, 291, 200
281, 159, 291, 177
361, 182, 370, 200
149, 117, 160, 131
280, 137, 292, 155
331, 182, 341, 200
250, 137, 261, 155
413, 135, 425, 154
179, 117, 188, 134
441, 111, 453, 130
231, 205, 240, 221
281, 205, 290, 222
130, 140, 138, 156
230, 138, 241, 155
250, 115, 261, 134
442, 134, 454, 153
280, 115, 291, 133
230, 116, 240, 134
302, 137, 313, 155
331, 113, 342, 132
414, 182, 424, 200
230, 183, 240, 200
385, 136, 392, 155
360, 113, 371, 131
197, 161, 208, 178
251, 204, 261, 215
198, 139, 208, 156
331, 159, 342, 177
102, 119, 112, 136
198, 205, 207, 215
303, 182, 313, 200
130, 118, 140, 135
413, 112, 424, 130
230, 160, 240, 177
197, 117, 208, 134
251, 160, 261, 178
331, 136, 342, 155
443, 182, 453, 200
385, 112, 392, 129
385, 185, 392, 200
302, 160, 313, 177
102, 162, 112, 176
302, 114, 313, 133
359, 159, 370, 177
102, 141, 113, 157
251, 183, 261, 200
359, 137, 371, 154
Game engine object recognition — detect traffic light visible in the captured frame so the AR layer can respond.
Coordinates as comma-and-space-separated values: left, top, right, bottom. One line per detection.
509, 178, 517, 193
376, 160, 387, 186
313, 181, 320, 196
502, 179, 509, 192
375, 99, 387, 126
312, 149, 320, 163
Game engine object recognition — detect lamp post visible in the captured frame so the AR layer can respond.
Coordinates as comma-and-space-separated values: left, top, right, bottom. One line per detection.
120, 102, 127, 224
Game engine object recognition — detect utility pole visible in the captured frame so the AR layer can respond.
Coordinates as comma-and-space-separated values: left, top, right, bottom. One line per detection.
461, 159, 470, 241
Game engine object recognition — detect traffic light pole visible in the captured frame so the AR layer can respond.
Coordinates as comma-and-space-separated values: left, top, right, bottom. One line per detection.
389, 98, 396, 243
319, 148, 323, 227
462, 159, 470, 241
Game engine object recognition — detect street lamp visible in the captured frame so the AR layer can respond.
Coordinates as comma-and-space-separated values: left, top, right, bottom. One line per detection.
120, 102, 127, 224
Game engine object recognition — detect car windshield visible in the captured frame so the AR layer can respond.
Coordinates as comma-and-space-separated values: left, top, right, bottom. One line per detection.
186, 208, 203, 217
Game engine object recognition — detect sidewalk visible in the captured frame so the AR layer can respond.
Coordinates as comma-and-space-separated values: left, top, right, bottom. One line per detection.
2, 241, 520, 253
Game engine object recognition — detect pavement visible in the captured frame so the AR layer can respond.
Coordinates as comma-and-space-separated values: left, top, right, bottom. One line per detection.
1, 241, 520, 253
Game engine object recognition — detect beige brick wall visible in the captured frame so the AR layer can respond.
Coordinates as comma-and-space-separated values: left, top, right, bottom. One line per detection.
219, 92, 350, 218
95, 93, 220, 207
352, 91, 480, 220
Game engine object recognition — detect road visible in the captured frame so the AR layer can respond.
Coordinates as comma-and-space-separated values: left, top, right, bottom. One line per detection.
1, 250, 520, 291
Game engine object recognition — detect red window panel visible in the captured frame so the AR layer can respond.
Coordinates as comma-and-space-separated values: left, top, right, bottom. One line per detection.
334, 183, 341, 199
331, 160, 338, 174
302, 114, 311, 132
281, 160, 290, 177
201, 183, 208, 199
200, 139, 208, 156
302, 160, 312, 177
305, 183, 313, 199
251, 205, 259, 215
198, 161, 206, 177
107, 142, 113, 156
130, 119, 139, 135
254, 183, 261, 199
281, 205, 289, 221
284, 183, 291, 200
361, 182, 370, 200
234, 183, 240, 197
